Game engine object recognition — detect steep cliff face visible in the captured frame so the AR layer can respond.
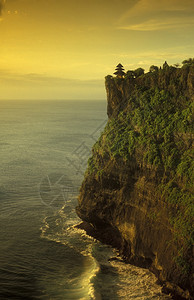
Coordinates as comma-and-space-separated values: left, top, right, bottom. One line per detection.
76, 65, 194, 299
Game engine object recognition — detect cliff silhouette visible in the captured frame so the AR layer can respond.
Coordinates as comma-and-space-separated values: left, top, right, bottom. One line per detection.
76, 61, 194, 299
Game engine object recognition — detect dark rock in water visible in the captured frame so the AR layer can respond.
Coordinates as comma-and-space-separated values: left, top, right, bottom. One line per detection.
76, 63, 194, 299
75, 221, 122, 249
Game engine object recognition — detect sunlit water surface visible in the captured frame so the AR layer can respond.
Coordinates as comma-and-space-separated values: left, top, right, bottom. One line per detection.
0, 100, 171, 299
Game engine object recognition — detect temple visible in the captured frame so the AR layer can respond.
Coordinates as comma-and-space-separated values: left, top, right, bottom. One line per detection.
114, 63, 125, 78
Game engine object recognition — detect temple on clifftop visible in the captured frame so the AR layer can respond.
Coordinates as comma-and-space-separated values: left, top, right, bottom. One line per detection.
114, 63, 125, 78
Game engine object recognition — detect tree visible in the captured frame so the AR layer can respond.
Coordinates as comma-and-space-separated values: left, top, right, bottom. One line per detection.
173, 63, 181, 68
105, 75, 113, 80
149, 65, 159, 72
125, 70, 135, 79
182, 58, 194, 66
134, 68, 144, 78
163, 61, 169, 70
114, 63, 125, 78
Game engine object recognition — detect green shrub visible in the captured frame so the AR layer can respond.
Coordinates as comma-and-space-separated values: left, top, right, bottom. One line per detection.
87, 81, 193, 268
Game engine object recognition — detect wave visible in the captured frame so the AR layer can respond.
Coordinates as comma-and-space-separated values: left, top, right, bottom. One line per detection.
40, 208, 100, 299
40, 204, 172, 300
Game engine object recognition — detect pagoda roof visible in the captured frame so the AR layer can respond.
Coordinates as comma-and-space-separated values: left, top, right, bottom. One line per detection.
116, 63, 124, 68
114, 70, 125, 75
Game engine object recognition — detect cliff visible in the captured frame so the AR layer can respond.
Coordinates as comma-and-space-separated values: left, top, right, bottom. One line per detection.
76, 64, 194, 299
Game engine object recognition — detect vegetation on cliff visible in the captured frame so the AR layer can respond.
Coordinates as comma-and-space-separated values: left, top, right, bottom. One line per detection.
89, 85, 193, 269
77, 60, 194, 298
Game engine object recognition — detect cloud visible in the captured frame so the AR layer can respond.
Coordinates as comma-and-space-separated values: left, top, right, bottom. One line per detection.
0, 70, 103, 87
116, 47, 194, 60
120, 0, 194, 20
0, 70, 105, 100
118, 0, 194, 31
23, 73, 103, 87
119, 18, 194, 31
107, 46, 194, 72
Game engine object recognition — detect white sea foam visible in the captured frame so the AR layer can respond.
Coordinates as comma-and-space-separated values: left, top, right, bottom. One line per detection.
40, 212, 102, 299
40, 206, 172, 300
90, 243, 172, 299
109, 258, 172, 299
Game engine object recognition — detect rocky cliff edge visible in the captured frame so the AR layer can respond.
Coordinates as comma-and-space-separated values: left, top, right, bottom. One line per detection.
76, 64, 194, 299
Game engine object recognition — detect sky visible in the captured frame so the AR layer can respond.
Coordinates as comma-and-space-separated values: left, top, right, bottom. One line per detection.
0, 0, 194, 100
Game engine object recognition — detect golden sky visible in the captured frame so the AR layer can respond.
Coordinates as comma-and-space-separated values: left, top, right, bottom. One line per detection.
0, 0, 194, 99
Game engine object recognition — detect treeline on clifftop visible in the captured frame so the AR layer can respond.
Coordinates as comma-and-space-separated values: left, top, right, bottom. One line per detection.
110, 58, 194, 80
77, 60, 194, 298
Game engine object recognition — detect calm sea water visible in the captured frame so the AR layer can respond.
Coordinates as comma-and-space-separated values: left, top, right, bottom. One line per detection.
0, 100, 171, 300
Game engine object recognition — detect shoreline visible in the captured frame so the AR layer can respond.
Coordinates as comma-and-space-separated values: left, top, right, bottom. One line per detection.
75, 221, 190, 300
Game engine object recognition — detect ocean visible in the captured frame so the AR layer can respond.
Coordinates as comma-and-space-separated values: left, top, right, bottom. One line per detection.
0, 100, 171, 299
